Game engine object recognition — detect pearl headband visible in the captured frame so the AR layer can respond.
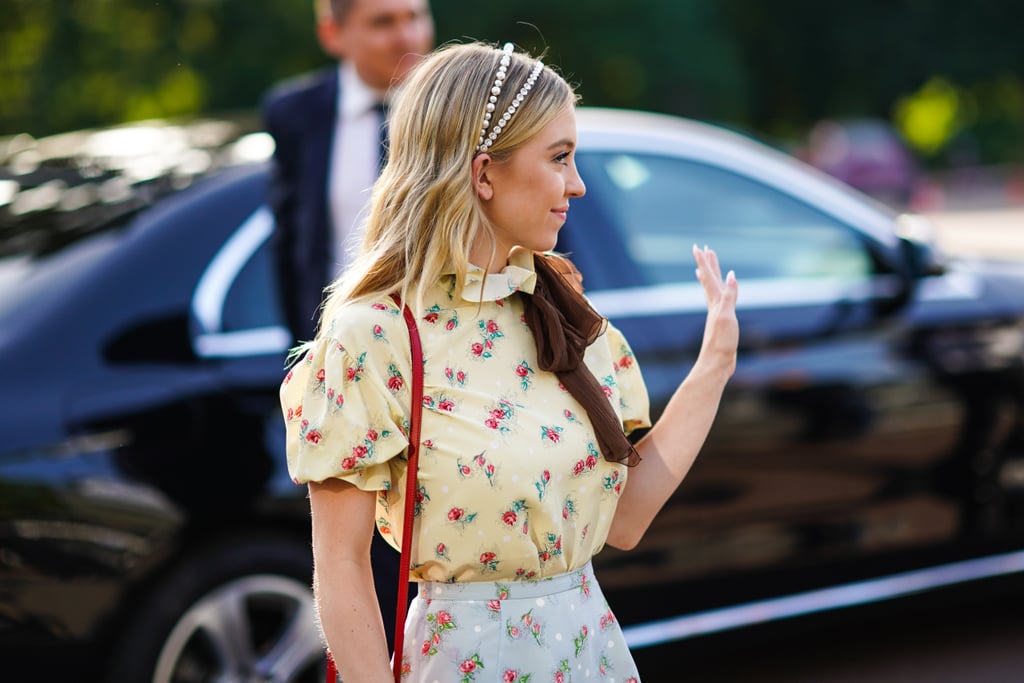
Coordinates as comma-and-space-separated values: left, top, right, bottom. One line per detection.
476, 43, 544, 153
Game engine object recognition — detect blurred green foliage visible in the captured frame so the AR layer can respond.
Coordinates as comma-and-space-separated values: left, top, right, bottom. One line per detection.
2, 0, 1022, 165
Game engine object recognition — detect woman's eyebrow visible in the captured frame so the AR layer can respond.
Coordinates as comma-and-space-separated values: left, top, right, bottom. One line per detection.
546, 139, 576, 150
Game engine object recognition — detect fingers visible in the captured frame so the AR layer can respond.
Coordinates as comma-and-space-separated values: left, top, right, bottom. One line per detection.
693, 244, 727, 286
722, 269, 739, 308
694, 245, 739, 310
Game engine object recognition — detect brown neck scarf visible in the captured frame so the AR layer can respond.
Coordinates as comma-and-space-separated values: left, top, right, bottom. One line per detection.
521, 254, 641, 466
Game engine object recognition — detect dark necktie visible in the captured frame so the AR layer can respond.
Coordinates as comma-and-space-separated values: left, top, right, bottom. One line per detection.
374, 101, 389, 172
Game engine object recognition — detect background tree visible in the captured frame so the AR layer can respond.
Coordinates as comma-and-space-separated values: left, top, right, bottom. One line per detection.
2, 0, 1022, 166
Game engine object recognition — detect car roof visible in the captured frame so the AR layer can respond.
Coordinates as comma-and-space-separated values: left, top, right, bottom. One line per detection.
576, 108, 900, 249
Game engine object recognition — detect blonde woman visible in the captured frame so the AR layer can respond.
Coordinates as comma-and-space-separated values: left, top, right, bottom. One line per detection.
281, 41, 739, 682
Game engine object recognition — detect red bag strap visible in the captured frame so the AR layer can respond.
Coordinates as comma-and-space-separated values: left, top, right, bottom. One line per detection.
326, 295, 423, 683
391, 296, 423, 681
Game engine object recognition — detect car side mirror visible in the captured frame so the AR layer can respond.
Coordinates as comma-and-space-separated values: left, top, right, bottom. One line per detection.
896, 213, 946, 279
900, 237, 946, 278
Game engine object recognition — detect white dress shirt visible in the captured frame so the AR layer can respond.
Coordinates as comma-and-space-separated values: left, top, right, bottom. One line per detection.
329, 61, 386, 276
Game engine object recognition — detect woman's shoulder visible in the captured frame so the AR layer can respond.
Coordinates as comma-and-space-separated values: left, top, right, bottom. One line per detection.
318, 295, 410, 350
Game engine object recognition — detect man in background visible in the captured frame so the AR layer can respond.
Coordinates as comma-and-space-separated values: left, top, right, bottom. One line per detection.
263, 0, 434, 343
261, 0, 434, 650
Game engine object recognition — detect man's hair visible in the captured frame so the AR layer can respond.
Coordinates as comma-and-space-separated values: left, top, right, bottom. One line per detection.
314, 0, 355, 21
316, 42, 577, 330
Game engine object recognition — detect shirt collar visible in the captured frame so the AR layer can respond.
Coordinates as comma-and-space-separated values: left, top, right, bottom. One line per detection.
338, 61, 385, 119
460, 248, 537, 302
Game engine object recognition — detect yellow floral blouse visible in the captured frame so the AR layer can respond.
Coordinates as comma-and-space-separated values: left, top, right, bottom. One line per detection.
281, 250, 651, 583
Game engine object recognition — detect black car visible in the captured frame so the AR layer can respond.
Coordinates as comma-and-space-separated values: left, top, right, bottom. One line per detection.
2, 110, 1023, 682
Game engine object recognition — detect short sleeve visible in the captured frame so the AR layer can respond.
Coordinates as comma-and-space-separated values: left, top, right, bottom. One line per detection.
280, 322, 411, 489
605, 323, 652, 434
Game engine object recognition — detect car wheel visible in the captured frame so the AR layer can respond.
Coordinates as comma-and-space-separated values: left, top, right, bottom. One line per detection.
104, 532, 326, 683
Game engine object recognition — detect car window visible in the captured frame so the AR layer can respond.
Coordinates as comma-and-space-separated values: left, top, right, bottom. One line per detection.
575, 153, 871, 286
221, 238, 283, 332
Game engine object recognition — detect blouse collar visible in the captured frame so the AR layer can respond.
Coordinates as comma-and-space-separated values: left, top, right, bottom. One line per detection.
461, 247, 537, 302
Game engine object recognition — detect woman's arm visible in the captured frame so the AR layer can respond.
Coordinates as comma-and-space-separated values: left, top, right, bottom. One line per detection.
308, 478, 394, 683
607, 245, 739, 550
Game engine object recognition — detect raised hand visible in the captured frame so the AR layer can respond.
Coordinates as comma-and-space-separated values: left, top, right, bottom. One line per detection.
693, 244, 739, 377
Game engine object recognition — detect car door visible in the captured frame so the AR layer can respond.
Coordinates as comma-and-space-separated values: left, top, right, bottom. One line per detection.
561, 149, 965, 613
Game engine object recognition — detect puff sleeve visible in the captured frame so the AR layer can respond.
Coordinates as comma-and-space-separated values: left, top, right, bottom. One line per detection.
604, 323, 652, 434
280, 309, 412, 489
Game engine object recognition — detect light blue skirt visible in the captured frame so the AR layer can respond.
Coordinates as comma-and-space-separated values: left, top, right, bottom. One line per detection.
398, 562, 641, 682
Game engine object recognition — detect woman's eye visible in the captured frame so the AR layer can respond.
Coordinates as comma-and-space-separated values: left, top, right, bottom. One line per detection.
554, 151, 570, 163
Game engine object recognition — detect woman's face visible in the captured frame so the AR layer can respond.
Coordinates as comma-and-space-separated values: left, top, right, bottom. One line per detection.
473, 105, 586, 271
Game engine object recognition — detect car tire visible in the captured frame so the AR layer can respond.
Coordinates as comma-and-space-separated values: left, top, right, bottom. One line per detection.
103, 531, 326, 683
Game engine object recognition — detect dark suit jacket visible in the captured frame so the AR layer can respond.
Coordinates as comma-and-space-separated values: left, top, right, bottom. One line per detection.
262, 67, 339, 343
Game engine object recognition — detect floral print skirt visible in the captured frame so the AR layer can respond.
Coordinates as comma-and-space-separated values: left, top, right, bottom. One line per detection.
399, 562, 640, 682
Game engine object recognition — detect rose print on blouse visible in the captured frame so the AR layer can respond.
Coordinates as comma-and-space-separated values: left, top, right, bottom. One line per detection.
534, 469, 551, 501
446, 506, 478, 530
385, 363, 405, 394
444, 365, 468, 387
421, 609, 457, 658
553, 659, 571, 682
563, 408, 578, 424
413, 485, 430, 517
325, 386, 344, 412
376, 516, 392, 537
471, 318, 504, 359
503, 670, 531, 683
602, 469, 624, 496
513, 567, 538, 581
423, 392, 456, 413
435, 542, 450, 562
479, 551, 500, 573
370, 301, 400, 316
501, 498, 529, 535
537, 533, 562, 565
561, 496, 578, 522
456, 452, 496, 486
340, 427, 391, 471
514, 360, 535, 390
540, 424, 563, 445
614, 342, 636, 371
422, 303, 459, 332
483, 398, 517, 434
599, 374, 616, 399
297, 418, 321, 445
345, 351, 366, 383
570, 443, 600, 478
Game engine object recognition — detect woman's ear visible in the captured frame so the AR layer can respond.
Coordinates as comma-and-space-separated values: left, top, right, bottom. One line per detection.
472, 153, 494, 201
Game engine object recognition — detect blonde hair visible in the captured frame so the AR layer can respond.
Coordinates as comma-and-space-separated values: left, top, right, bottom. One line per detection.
315, 41, 577, 337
